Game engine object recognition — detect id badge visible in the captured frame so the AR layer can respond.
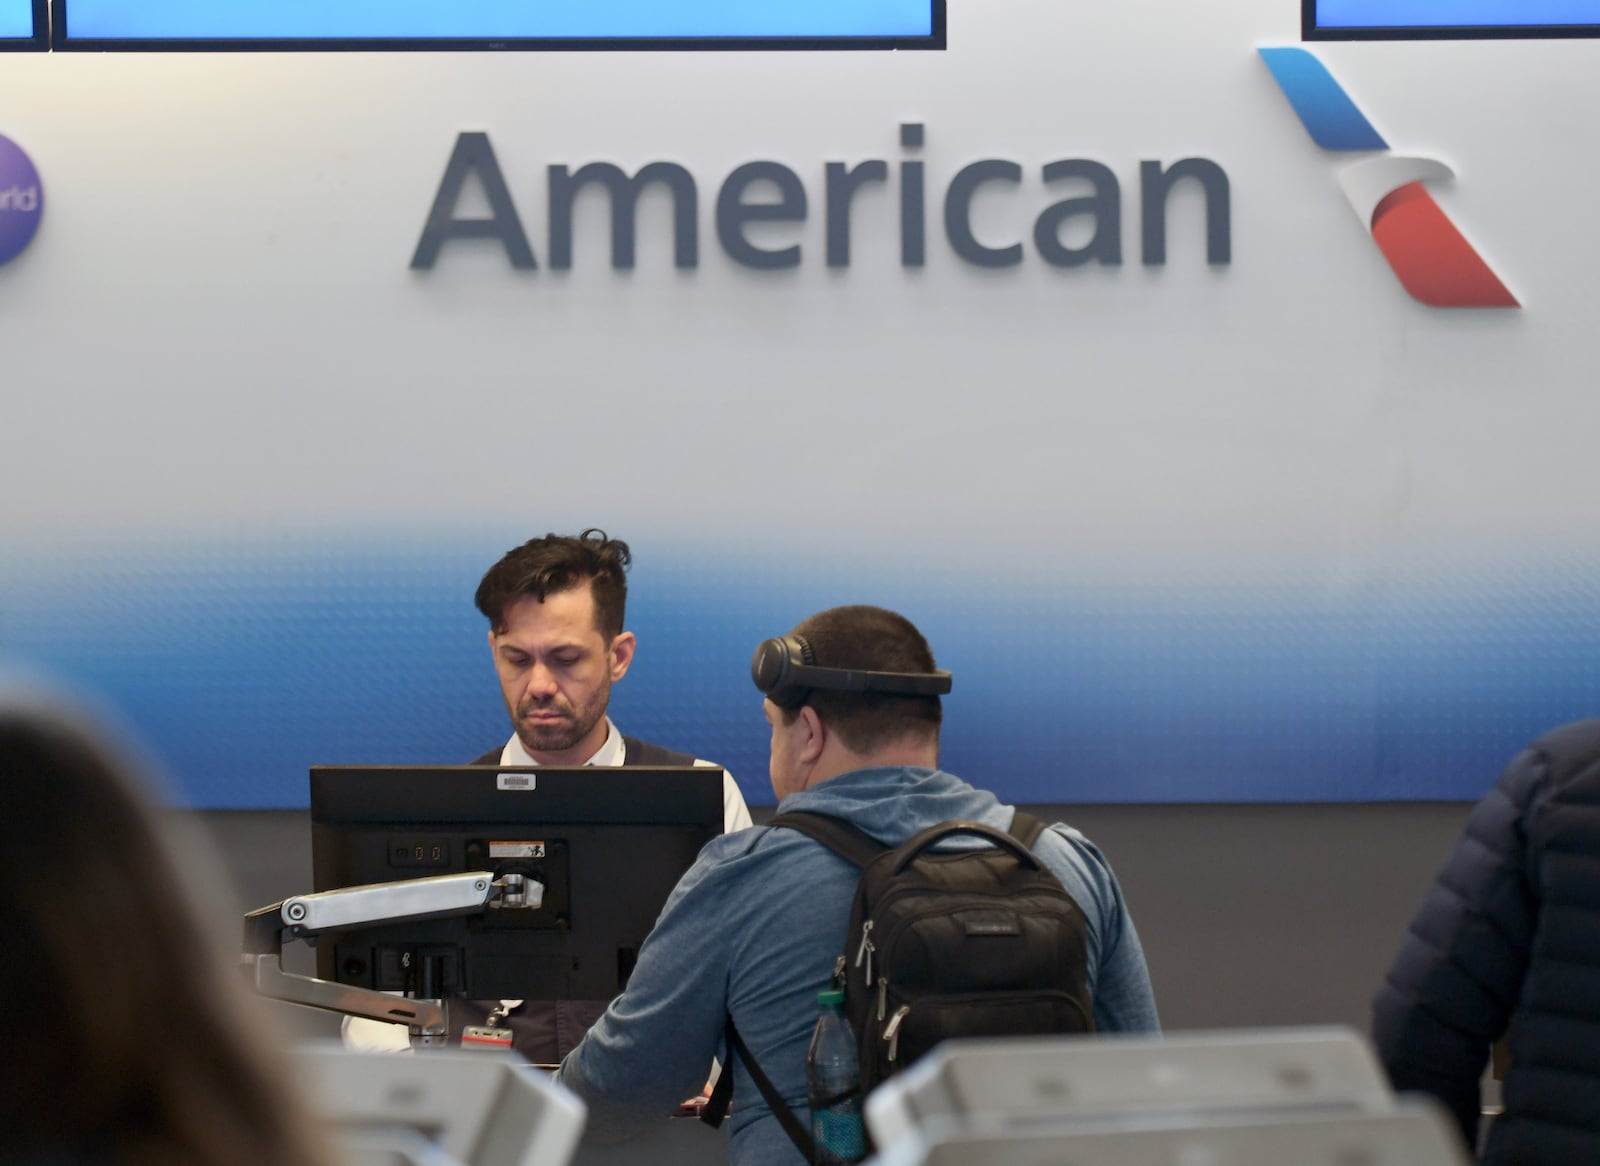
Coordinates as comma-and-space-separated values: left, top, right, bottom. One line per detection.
461, 1025, 514, 1053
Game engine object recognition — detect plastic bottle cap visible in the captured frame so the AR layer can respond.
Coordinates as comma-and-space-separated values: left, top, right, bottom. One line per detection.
817, 988, 845, 1006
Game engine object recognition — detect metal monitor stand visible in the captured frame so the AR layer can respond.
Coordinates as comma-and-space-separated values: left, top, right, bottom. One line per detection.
242, 870, 541, 1049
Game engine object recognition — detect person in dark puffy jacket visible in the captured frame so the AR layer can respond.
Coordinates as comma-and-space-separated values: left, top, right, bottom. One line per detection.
1372, 717, 1600, 1165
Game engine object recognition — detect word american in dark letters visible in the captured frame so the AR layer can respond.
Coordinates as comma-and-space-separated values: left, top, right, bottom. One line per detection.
411, 124, 1230, 271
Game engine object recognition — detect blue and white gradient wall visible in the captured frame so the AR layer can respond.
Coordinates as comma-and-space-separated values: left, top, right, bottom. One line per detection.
4, 0, 1599, 808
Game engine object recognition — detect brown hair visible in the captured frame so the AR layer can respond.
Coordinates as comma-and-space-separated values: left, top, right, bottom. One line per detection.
0, 694, 341, 1166
473, 528, 631, 638
783, 605, 943, 754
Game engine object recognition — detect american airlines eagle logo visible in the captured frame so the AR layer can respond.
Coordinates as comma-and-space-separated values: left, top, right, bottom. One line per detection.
1259, 46, 1518, 308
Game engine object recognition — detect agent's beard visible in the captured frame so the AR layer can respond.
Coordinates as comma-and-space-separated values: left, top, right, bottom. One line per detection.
513, 675, 610, 758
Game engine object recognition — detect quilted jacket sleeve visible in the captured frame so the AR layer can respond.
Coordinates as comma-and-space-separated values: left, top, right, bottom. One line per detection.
1370, 744, 1546, 1146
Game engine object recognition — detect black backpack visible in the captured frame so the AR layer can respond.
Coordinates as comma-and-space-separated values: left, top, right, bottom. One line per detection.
704, 812, 1094, 1157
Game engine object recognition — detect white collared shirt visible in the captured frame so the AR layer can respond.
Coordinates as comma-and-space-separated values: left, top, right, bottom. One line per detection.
497, 716, 626, 768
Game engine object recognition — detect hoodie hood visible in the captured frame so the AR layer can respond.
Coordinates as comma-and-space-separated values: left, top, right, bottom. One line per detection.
775, 765, 1012, 847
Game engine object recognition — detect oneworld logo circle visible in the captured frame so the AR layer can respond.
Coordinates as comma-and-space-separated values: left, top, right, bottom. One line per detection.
0, 135, 43, 266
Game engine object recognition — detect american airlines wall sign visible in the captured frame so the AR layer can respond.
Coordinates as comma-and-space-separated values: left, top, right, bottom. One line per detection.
411, 48, 1518, 309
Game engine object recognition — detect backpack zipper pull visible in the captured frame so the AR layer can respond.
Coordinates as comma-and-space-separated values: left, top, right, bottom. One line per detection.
883, 1005, 911, 1064
876, 976, 889, 1022
855, 919, 876, 986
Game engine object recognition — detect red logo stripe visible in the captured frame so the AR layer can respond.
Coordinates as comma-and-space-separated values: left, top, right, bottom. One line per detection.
1370, 182, 1519, 308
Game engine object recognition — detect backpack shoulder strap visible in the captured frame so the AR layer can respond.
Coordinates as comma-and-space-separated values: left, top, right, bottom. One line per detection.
767, 810, 887, 869
1008, 809, 1048, 849
701, 814, 889, 1152
701, 1017, 818, 1163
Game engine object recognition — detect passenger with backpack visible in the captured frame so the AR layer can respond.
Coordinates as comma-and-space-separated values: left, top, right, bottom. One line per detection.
553, 605, 1160, 1164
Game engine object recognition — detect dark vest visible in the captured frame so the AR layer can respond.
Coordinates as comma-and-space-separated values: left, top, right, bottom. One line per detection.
469, 734, 696, 768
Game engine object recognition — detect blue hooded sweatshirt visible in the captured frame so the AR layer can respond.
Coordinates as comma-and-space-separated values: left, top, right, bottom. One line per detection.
555, 765, 1159, 1164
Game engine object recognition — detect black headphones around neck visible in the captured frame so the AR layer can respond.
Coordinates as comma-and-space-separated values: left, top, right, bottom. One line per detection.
750, 633, 953, 710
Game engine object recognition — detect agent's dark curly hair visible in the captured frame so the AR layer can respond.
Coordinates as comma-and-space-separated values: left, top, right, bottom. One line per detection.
474, 529, 632, 637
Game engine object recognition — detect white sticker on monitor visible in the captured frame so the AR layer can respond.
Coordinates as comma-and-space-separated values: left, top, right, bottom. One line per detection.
489, 841, 546, 858
496, 772, 536, 791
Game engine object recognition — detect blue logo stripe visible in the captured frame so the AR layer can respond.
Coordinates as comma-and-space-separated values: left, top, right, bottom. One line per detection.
1258, 47, 1388, 152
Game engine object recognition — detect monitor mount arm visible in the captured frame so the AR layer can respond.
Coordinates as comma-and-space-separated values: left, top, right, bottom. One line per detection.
243, 871, 542, 1048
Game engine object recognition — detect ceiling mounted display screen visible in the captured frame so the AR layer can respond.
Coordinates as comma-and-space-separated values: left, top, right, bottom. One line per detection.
1307, 0, 1600, 38
1, 0, 44, 48
52, 0, 944, 50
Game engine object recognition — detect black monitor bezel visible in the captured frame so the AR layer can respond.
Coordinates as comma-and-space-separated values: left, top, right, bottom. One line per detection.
50, 0, 945, 52
308, 764, 724, 1004
1303, 0, 1600, 40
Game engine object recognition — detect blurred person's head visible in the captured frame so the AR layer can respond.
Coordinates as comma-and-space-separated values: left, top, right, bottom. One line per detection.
0, 688, 339, 1166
